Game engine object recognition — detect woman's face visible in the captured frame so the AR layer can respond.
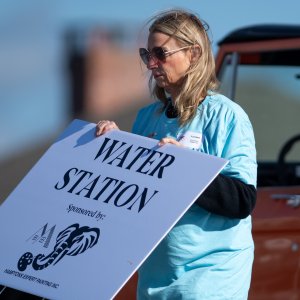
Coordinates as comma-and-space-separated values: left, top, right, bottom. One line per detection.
147, 32, 192, 97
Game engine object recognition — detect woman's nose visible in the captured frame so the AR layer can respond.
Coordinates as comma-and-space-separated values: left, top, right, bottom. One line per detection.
147, 56, 159, 69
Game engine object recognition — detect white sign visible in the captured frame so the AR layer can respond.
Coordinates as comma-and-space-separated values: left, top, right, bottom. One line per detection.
0, 119, 227, 300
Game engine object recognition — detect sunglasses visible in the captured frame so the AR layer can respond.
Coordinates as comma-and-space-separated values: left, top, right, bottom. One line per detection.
139, 46, 190, 65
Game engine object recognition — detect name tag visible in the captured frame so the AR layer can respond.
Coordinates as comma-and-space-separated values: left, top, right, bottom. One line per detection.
178, 131, 202, 150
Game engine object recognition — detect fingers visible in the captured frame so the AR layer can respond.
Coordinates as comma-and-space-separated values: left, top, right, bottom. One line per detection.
95, 120, 119, 137
158, 137, 182, 147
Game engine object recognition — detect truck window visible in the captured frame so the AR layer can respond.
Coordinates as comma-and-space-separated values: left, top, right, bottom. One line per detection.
219, 54, 300, 162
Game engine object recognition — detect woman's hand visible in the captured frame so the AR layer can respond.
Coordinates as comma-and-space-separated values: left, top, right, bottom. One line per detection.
158, 137, 183, 147
95, 120, 119, 137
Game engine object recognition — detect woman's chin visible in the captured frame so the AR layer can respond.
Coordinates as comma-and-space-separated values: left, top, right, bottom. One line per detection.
155, 79, 168, 89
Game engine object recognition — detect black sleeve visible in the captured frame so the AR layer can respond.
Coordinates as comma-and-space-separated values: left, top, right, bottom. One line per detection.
196, 174, 256, 219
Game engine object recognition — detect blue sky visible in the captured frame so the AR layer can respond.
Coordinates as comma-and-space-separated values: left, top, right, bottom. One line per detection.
1, 0, 300, 161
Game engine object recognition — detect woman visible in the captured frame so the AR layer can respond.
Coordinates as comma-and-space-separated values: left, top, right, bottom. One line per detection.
96, 9, 257, 300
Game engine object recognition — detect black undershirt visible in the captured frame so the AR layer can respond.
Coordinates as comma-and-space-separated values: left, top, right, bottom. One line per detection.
196, 175, 256, 219
165, 101, 256, 219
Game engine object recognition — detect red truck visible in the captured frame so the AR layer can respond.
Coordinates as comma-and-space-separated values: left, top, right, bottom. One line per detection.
216, 24, 300, 299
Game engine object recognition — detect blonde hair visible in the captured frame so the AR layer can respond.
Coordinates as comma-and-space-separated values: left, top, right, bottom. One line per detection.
146, 9, 219, 125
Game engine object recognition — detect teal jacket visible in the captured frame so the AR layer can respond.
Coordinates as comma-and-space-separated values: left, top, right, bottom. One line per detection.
132, 93, 257, 300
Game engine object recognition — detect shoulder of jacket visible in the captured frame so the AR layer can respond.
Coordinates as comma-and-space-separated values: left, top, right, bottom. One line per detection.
203, 93, 249, 120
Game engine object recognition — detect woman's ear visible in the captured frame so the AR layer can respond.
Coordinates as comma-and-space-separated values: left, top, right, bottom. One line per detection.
191, 45, 201, 63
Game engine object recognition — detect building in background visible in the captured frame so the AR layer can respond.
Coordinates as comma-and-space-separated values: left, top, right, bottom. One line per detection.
0, 25, 151, 204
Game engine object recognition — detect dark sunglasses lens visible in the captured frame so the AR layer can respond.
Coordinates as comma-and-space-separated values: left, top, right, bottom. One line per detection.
139, 48, 149, 64
139, 47, 166, 64
153, 47, 166, 61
